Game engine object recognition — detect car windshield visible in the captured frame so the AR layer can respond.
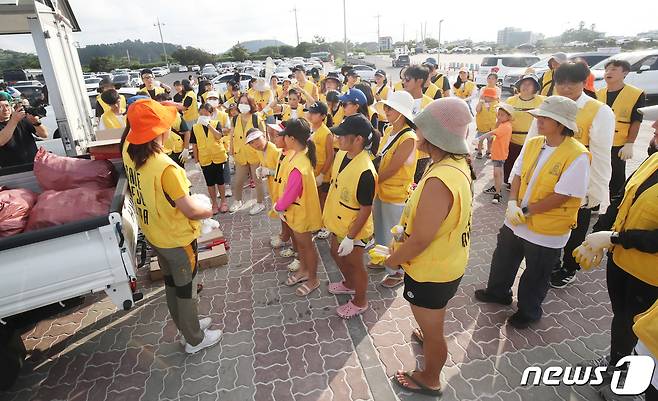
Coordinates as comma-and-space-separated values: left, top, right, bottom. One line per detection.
85, 78, 101, 84
399, 55, 409, 60
481, 57, 499, 67
501, 57, 538, 67
114, 75, 129, 81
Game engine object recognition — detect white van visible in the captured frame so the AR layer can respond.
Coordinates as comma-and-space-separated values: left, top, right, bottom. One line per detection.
475, 54, 540, 87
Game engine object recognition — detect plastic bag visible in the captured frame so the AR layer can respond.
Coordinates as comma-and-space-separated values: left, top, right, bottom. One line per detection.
0, 187, 38, 237
25, 187, 114, 231
33, 147, 118, 191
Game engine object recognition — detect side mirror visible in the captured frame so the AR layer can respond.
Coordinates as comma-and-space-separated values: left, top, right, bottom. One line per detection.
639, 64, 651, 72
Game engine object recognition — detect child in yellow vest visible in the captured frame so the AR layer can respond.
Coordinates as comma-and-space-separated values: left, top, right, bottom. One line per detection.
474, 87, 499, 159
475, 96, 591, 329
98, 89, 126, 130
274, 118, 323, 297
191, 103, 229, 214
474, 103, 514, 204
324, 114, 378, 318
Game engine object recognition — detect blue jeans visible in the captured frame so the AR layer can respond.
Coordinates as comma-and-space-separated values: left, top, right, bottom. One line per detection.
373, 198, 405, 275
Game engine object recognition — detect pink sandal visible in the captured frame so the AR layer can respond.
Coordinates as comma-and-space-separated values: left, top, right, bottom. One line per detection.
328, 281, 356, 295
336, 300, 368, 319
219, 202, 229, 213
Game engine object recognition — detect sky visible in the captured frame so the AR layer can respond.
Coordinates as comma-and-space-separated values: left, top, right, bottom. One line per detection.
0, 0, 656, 54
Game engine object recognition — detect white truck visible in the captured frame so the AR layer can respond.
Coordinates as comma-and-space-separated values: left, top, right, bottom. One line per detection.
0, 0, 142, 389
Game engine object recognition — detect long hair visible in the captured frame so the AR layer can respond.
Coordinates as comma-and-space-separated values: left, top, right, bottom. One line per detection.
119, 121, 162, 170
454, 75, 467, 90
285, 118, 317, 168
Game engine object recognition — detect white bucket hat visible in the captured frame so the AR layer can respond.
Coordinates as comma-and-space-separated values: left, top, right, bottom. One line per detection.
528, 96, 579, 132
380, 91, 415, 122
639, 105, 658, 121
497, 102, 515, 120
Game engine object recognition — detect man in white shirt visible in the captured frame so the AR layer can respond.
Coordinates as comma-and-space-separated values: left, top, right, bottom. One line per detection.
475, 96, 591, 329
525, 62, 615, 289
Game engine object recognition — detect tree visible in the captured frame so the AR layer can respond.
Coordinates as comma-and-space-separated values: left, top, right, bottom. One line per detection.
424, 38, 440, 49
171, 47, 213, 66
88, 56, 115, 72
278, 45, 296, 58
229, 44, 249, 62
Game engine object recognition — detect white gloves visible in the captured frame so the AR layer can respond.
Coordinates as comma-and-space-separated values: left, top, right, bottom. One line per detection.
337, 237, 355, 257
618, 143, 634, 161
272, 203, 286, 221
200, 218, 220, 234
256, 166, 274, 180
315, 174, 324, 186
506, 200, 526, 226
572, 231, 614, 270
179, 148, 190, 163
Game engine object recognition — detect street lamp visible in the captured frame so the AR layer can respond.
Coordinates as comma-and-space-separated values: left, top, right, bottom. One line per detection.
343, 0, 347, 62
437, 19, 444, 64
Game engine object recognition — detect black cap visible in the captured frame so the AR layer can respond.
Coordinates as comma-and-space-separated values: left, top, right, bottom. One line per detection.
307, 101, 328, 115
346, 69, 359, 77
309, 67, 320, 78
374, 69, 386, 77
330, 114, 372, 138
324, 72, 342, 82
325, 90, 341, 103
292, 65, 305, 73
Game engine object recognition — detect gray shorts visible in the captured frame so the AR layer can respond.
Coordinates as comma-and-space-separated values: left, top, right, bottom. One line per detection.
492, 160, 505, 168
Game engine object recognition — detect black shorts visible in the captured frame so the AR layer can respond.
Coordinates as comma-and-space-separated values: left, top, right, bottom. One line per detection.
403, 273, 462, 310
168, 152, 185, 168
318, 182, 330, 193
201, 162, 225, 187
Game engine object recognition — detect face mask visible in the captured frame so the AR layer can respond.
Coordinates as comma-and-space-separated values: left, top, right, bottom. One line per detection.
197, 116, 211, 126
207, 99, 219, 107
238, 104, 251, 114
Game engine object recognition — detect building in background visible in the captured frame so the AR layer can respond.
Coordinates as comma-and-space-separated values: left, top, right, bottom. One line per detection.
497, 27, 544, 47
379, 36, 393, 51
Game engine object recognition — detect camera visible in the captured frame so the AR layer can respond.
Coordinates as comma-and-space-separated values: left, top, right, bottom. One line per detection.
24, 105, 47, 118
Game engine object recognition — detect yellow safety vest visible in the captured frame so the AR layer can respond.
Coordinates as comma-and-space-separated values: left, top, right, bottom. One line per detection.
518, 136, 591, 235
506, 95, 546, 145
377, 125, 417, 204
300, 80, 318, 99
633, 299, 658, 359
423, 82, 441, 100
121, 142, 199, 248
611, 153, 658, 286
182, 90, 199, 122
475, 100, 499, 133
192, 120, 227, 166
138, 86, 165, 98
540, 69, 555, 96
281, 104, 306, 122
373, 83, 390, 122
257, 141, 284, 218
454, 81, 475, 99
100, 112, 124, 129
252, 90, 272, 112
232, 113, 262, 165
97, 94, 126, 114
312, 124, 332, 177
430, 74, 448, 93
323, 150, 377, 240
399, 157, 473, 282
163, 114, 185, 154
574, 99, 605, 147
279, 151, 322, 233
596, 85, 644, 147
393, 81, 403, 92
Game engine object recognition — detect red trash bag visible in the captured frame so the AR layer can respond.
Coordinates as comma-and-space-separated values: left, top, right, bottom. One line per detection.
33, 147, 118, 191
0, 187, 38, 237
25, 187, 115, 231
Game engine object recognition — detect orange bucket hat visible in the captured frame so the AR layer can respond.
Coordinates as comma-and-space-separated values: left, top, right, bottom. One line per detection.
126, 98, 177, 145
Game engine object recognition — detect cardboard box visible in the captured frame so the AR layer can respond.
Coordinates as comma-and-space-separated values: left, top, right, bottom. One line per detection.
198, 244, 228, 270
149, 258, 163, 281
198, 228, 224, 246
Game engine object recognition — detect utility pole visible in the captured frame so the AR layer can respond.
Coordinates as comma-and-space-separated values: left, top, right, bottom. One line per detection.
375, 14, 381, 52
437, 19, 444, 64
343, 0, 347, 61
154, 17, 169, 68
402, 24, 405, 43
293, 7, 300, 46
126, 49, 131, 64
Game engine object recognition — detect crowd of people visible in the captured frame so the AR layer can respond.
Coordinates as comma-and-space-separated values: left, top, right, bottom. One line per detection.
109, 56, 657, 399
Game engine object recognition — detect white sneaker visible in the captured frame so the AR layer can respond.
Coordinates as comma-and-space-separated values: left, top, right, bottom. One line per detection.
287, 259, 301, 272
249, 203, 265, 215
316, 228, 330, 239
179, 317, 212, 346
270, 235, 287, 248
184, 328, 222, 354
229, 200, 243, 213
225, 186, 232, 198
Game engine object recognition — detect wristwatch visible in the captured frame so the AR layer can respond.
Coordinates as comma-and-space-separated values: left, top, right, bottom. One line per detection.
521, 206, 530, 217
610, 231, 621, 245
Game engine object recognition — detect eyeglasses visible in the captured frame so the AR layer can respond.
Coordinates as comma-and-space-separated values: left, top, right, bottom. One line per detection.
143, 75, 154, 80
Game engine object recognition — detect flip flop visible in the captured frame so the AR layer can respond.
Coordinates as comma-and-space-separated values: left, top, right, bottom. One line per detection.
336, 300, 368, 319
328, 281, 356, 295
296, 281, 320, 297
411, 327, 424, 344
380, 274, 404, 288
285, 273, 308, 287
367, 263, 386, 270
393, 370, 442, 397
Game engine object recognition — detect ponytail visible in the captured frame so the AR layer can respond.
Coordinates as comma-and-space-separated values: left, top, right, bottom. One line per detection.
306, 138, 317, 169
464, 154, 477, 180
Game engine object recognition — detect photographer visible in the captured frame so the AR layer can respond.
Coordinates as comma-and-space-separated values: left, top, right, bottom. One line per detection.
0, 92, 48, 168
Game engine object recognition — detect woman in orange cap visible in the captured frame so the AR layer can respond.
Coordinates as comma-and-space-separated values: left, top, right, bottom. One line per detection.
121, 98, 222, 355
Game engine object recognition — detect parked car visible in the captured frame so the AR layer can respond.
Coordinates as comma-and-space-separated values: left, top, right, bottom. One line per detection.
14, 80, 42, 87
473, 46, 493, 52
11, 84, 45, 105
592, 50, 658, 98
357, 52, 366, 59
84, 77, 102, 92
201, 66, 219, 80
211, 73, 254, 95
350, 65, 377, 82
151, 67, 165, 77
178, 65, 188, 72
112, 73, 131, 88
392, 54, 411, 68
191, 65, 201, 72
273, 66, 292, 80
475, 54, 540, 88
503, 51, 619, 92
128, 72, 142, 88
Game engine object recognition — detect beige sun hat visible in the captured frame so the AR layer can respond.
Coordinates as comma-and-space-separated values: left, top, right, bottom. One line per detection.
380, 91, 415, 122
497, 102, 515, 120
413, 97, 473, 154
527, 96, 578, 132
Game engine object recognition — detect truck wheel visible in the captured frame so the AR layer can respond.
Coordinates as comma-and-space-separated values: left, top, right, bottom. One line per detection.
0, 330, 25, 391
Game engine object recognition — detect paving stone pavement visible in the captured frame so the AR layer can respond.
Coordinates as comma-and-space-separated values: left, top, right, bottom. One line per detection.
2, 123, 655, 401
